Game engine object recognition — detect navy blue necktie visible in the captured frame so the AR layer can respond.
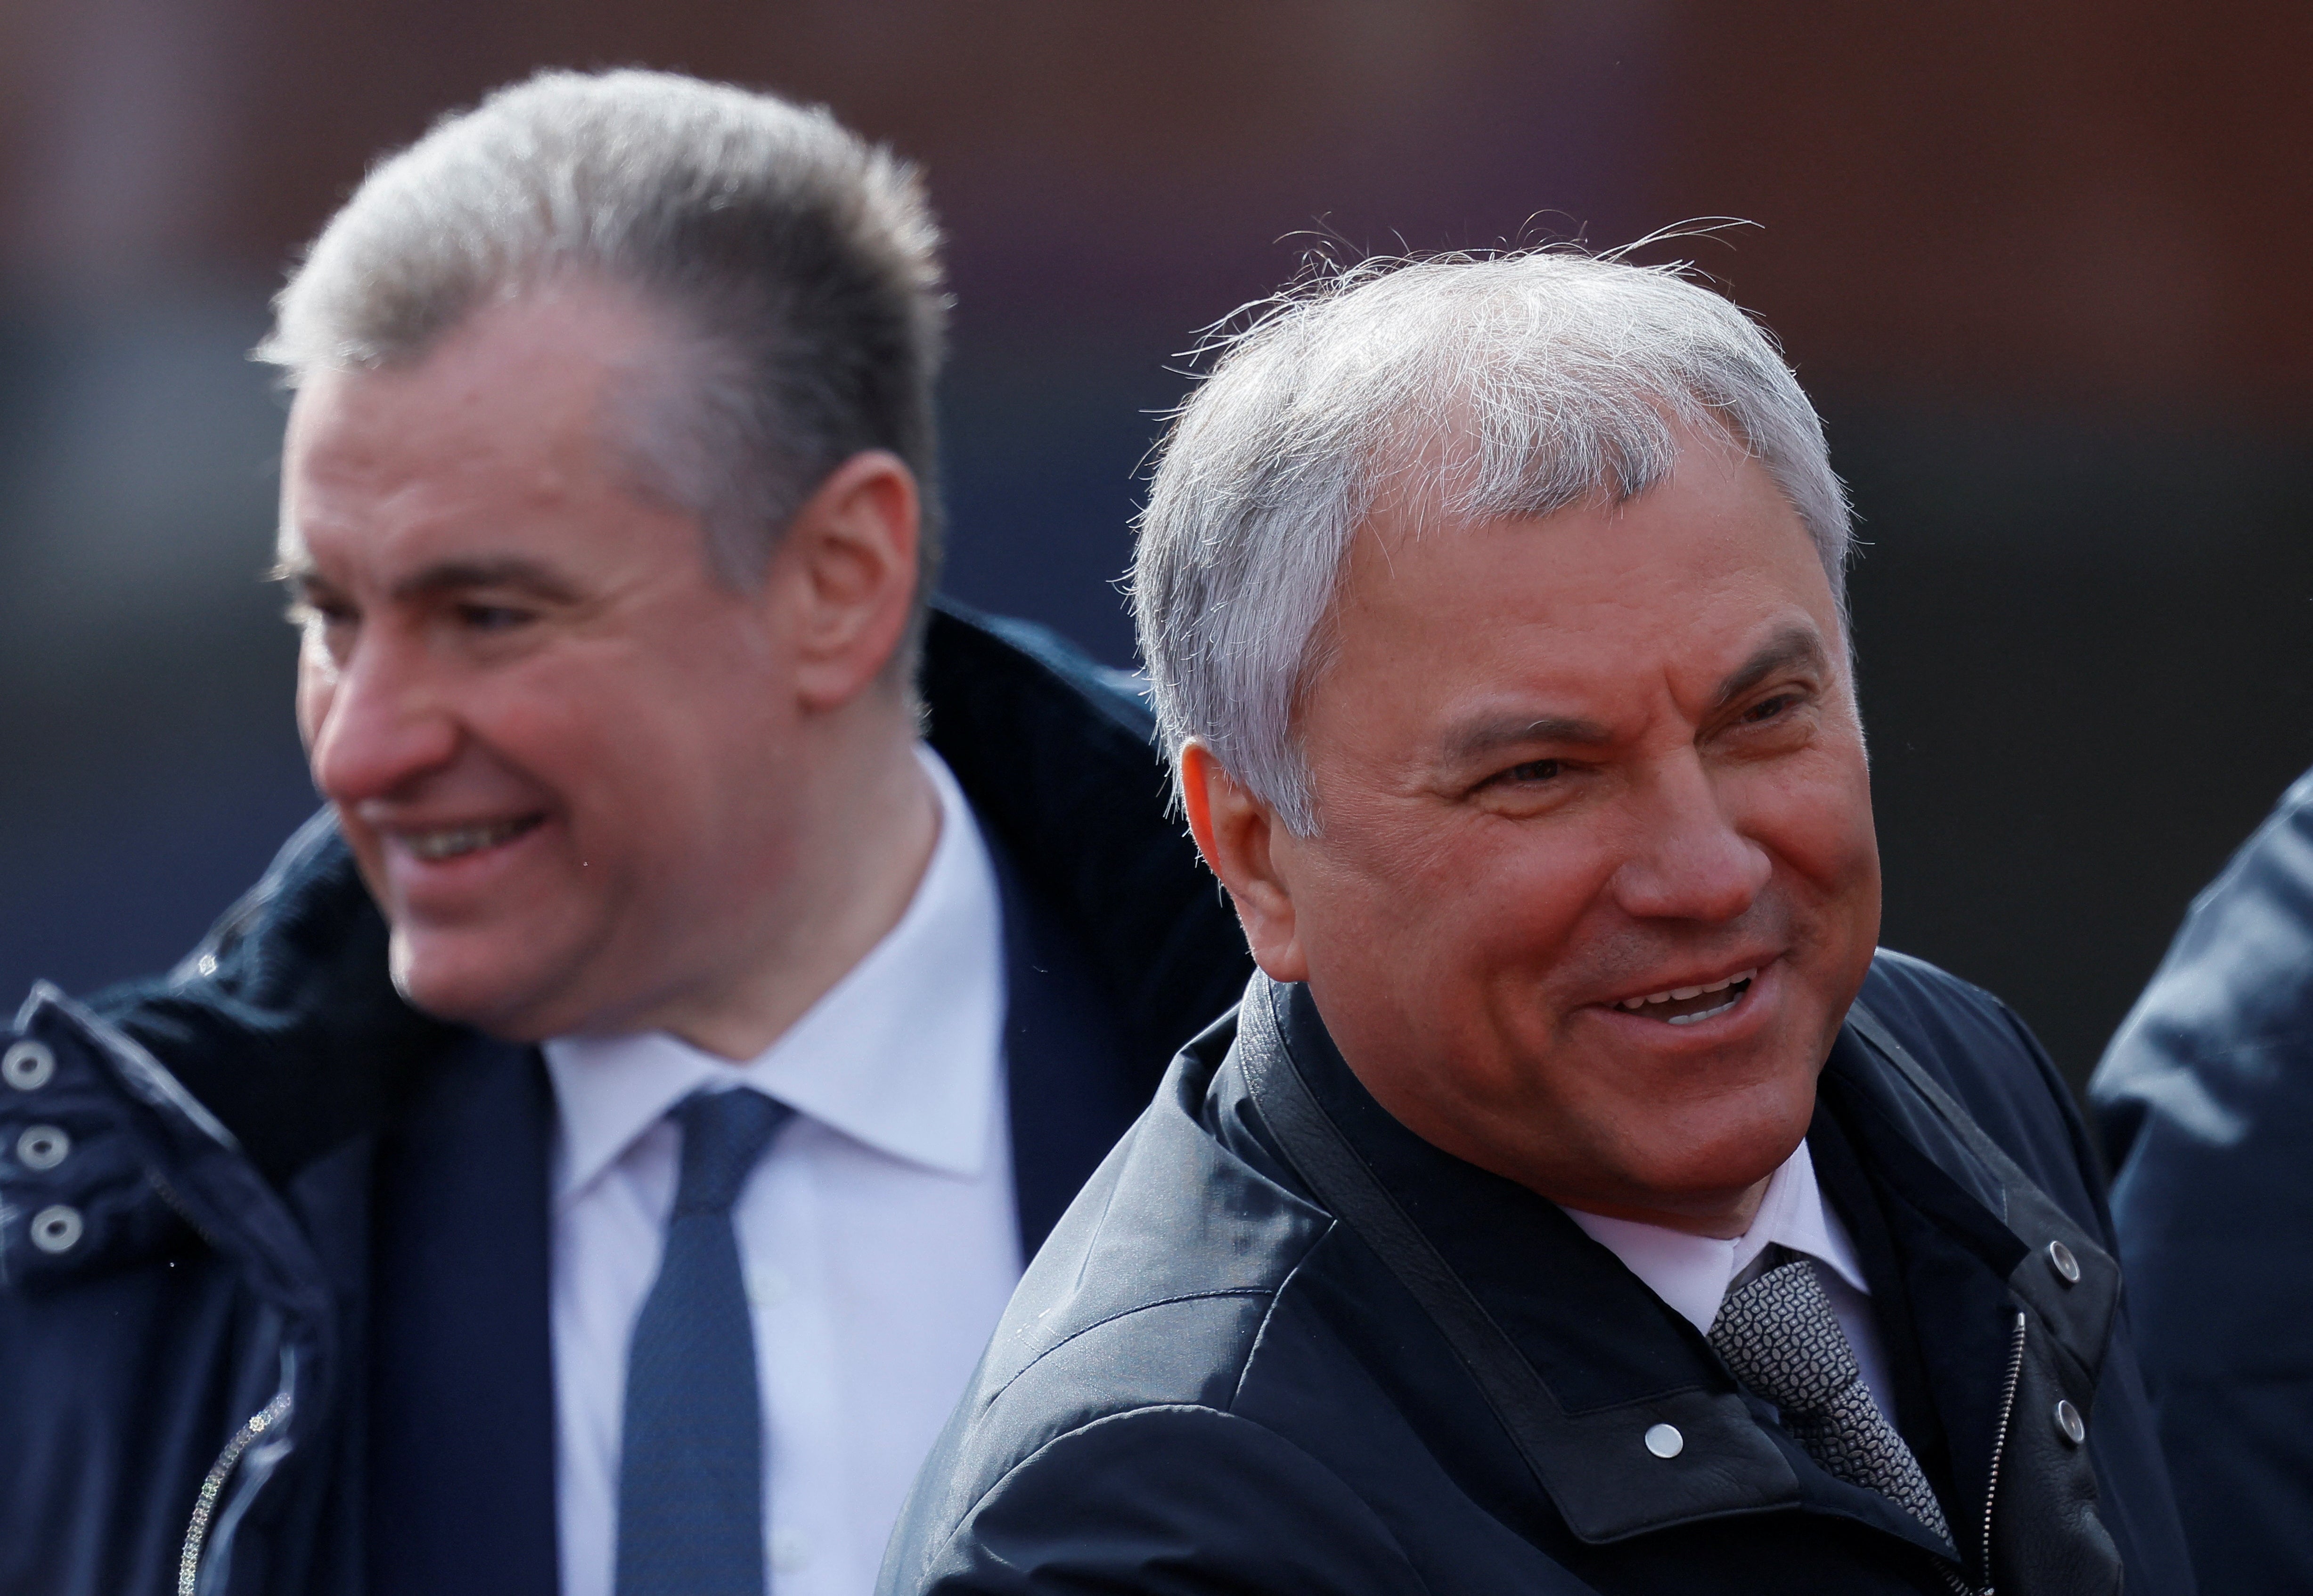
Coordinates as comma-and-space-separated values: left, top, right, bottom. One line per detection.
616, 1087, 795, 1596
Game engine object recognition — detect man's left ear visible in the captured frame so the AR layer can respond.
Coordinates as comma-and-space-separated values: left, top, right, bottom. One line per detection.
1179, 741, 1310, 983
779, 450, 920, 710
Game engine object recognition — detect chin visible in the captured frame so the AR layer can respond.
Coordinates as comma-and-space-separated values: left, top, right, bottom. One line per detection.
388, 930, 561, 1040
1630, 1084, 1816, 1198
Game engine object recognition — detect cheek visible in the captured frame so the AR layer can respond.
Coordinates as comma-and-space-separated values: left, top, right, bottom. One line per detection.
515, 660, 780, 849
1454, 838, 1609, 981
1742, 751, 1882, 1003
1319, 808, 1608, 991
1748, 741, 1878, 889
1804, 790, 1880, 901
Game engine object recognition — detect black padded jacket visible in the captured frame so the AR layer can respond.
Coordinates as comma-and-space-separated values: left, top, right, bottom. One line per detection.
884, 956, 2196, 1596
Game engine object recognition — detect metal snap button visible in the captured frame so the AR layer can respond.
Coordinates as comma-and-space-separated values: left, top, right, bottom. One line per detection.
16, 1124, 69, 1171
3, 1041, 56, 1091
29, 1204, 83, 1254
2046, 1239, 2081, 1286
2054, 1398, 2086, 1446
1643, 1422, 1684, 1458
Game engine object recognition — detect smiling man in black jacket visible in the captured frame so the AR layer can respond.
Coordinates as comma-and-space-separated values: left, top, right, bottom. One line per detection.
0, 72, 1247, 1596
881, 253, 2195, 1596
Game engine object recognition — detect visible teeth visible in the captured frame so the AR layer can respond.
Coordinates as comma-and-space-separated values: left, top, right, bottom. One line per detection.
1667, 999, 1741, 1026
1616, 969, 1759, 1015
408, 818, 532, 861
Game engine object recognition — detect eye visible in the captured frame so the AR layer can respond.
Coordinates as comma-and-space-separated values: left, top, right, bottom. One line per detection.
1504, 758, 1562, 784
456, 603, 534, 633
286, 595, 355, 631
1741, 693, 1796, 724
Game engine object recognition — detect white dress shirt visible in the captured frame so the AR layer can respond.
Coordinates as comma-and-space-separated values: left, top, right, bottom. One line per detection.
1562, 1139, 1897, 1420
543, 746, 1019, 1596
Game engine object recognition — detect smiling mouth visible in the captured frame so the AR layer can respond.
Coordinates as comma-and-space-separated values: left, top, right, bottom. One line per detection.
1613, 969, 1758, 1026
402, 814, 544, 862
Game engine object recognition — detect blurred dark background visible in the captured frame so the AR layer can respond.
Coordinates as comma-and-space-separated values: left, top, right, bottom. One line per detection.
2, 0, 2307, 1094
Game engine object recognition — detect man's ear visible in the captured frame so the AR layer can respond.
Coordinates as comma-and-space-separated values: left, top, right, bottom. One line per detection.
776, 449, 920, 710
1179, 741, 1309, 983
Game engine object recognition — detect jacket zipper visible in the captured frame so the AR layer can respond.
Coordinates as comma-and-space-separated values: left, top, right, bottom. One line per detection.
1934, 1310, 2028, 1596
177, 1380, 294, 1596
145, 1168, 226, 1252
1972, 1311, 2032, 1596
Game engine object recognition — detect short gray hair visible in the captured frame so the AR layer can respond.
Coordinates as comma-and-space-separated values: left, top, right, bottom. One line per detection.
259, 68, 948, 627
1130, 249, 1851, 834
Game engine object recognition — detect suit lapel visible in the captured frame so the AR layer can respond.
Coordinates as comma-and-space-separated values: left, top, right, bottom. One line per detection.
366, 1031, 560, 1596
987, 825, 1144, 1260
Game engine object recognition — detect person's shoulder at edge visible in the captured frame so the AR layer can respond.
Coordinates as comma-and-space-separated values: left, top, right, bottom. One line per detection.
879, 999, 1435, 1596
1855, 947, 2113, 1238
927, 598, 1157, 740
2089, 761, 2313, 1167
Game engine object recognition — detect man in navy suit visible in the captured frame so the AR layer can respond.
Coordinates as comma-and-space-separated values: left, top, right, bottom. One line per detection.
0, 70, 1246, 1596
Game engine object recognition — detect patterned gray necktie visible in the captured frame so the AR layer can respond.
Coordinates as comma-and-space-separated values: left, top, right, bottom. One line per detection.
1709, 1255, 1953, 1545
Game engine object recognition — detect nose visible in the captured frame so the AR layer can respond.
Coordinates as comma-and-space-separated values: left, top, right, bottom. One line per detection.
1607, 751, 1773, 925
300, 632, 460, 807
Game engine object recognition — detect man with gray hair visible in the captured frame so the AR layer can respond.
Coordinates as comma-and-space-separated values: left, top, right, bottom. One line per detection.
882, 253, 2194, 1595
0, 70, 1246, 1596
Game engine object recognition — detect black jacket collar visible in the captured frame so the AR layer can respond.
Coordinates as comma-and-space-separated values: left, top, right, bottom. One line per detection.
1243, 970, 2112, 1571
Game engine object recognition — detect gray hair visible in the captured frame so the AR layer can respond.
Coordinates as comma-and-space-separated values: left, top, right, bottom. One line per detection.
258, 68, 948, 629
1130, 249, 1851, 834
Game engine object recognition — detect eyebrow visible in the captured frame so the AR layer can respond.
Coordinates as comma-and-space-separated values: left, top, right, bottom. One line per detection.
1710, 624, 1832, 709
269, 554, 582, 606
1439, 712, 1616, 766
392, 557, 584, 604
1435, 623, 1833, 767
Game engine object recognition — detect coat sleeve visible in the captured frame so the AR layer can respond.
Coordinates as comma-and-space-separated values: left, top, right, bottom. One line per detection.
891, 1403, 1452, 1596
2088, 767, 2313, 1596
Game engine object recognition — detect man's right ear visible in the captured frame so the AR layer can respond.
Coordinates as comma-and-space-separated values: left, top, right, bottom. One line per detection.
1178, 741, 1309, 984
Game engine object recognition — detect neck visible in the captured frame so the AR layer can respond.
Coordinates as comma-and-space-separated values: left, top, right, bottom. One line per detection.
660, 693, 941, 1060
1557, 1176, 1774, 1239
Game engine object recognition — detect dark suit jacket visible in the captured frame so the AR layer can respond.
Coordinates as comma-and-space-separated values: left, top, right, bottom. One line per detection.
0, 605, 1252, 1596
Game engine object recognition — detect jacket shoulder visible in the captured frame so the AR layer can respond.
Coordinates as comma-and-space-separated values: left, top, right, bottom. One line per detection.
2078, 765, 2313, 1596
919, 603, 1253, 1091
1856, 948, 2112, 1235
972, 1024, 1330, 1417
74, 809, 452, 1188
885, 1404, 1436, 1596
889, 1018, 1340, 1584
2090, 763, 2313, 1160
923, 601, 1157, 742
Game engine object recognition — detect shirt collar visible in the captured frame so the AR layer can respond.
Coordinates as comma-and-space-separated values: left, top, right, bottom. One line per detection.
543, 745, 1007, 1205
1561, 1139, 1873, 1337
